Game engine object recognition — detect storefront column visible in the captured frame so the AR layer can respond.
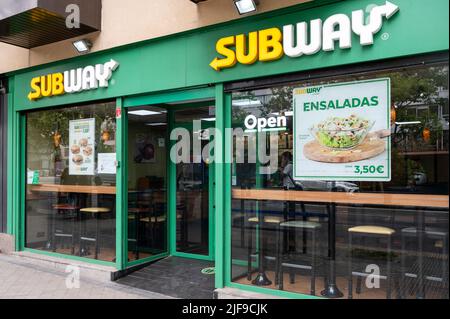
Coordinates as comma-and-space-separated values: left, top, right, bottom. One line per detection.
214, 83, 230, 288
115, 97, 127, 270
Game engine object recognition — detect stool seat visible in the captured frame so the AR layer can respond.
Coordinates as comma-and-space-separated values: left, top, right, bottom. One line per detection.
140, 216, 167, 223
280, 220, 321, 229
401, 227, 447, 237
80, 207, 111, 214
53, 204, 79, 210
248, 216, 283, 224
349, 226, 395, 236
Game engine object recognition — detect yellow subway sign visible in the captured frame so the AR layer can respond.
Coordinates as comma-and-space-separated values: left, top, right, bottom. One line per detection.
210, 1, 399, 71
28, 59, 119, 101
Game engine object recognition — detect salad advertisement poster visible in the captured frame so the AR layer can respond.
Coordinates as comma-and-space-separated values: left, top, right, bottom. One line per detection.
293, 79, 391, 182
69, 118, 95, 176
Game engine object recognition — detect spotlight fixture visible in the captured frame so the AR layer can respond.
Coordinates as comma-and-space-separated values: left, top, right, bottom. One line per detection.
72, 39, 92, 54
234, 0, 258, 15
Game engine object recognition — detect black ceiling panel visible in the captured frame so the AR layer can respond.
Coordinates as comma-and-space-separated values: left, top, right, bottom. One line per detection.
0, 0, 101, 48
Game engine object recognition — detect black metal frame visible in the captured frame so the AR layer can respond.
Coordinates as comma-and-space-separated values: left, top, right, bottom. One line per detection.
224, 51, 449, 92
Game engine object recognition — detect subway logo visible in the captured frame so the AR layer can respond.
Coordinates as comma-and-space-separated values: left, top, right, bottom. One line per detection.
28, 59, 119, 101
209, 1, 399, 71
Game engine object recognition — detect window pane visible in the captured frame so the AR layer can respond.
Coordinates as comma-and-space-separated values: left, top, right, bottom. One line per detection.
26, 102, 117, 262
230, 63, 449, 299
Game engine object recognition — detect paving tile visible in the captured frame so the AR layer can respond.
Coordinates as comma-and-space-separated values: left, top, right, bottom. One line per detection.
0, 254, 171, 299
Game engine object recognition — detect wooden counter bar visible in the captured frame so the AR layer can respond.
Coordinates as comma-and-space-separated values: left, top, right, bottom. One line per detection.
232, 189, 449, 209
29, 184, 116, 195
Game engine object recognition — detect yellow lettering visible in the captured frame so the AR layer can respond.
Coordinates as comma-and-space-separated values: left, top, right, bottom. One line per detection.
236, 32, 258, 65
28, 77, 42, 101
210, 36, 237, 71
40, 74, 52, 97
52, 73, 64, 96
258, 28, 284, 62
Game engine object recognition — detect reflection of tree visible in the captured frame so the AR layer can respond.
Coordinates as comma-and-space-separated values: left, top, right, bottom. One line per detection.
27, 104, 116, 174
388, 66, 448, 188
392, 66, 448, 152
232, 91, 256, 126
262, 86, 294, 116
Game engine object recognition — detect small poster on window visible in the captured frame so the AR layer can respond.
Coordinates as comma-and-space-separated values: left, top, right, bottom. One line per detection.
293, 78, 391, 182
69, 118, 95, 175
98, 153, 117, 174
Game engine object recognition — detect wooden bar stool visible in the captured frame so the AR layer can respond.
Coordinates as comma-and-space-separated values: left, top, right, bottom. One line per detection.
400, 227, 448, 299
276, 220, 321, 295
128, 207, 149, 259
79, 207, 111, 259
347, 226, 396, 299
246, 215, 284, 281
51, 204, 79, 255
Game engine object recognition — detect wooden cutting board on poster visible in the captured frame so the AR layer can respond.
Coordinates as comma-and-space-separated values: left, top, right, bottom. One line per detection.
303, 134, 387, 163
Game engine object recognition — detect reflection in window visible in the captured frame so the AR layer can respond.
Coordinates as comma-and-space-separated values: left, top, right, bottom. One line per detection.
26, 102, 117, 262
230, 63, 449, 299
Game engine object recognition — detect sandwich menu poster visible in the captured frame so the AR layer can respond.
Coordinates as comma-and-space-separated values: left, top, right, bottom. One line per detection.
293, 78, 391, 182
69, 118, 95, 176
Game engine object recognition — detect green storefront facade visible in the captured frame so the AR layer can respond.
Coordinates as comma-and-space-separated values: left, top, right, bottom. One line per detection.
5, 0, 450, 299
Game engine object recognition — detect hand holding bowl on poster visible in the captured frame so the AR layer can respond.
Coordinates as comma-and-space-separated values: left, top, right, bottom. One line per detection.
310, 115, 374, 150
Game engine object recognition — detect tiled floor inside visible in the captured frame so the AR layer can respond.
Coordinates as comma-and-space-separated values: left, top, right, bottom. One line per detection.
116, 256, 215, 299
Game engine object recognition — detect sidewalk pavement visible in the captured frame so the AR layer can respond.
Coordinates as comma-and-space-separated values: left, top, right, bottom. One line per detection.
0, 254, 173, 299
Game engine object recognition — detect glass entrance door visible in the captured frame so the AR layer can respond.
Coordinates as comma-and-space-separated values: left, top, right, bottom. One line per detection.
127, 105, 169, 262
172, 105, 215, 259
126, 100, 215, 263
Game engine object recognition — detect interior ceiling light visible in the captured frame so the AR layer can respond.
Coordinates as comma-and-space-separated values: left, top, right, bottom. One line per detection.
145, 123, 167, 126
395, 121, 422, 126
72, 39, 92, 54
234, 0, 258, 15
129, 110, 162, 116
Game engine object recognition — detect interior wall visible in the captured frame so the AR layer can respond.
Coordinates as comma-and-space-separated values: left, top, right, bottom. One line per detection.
127, 122, 167, 190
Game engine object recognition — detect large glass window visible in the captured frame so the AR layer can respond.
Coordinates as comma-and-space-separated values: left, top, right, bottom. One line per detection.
230, 63, 449, 299
26, 102, 117, 262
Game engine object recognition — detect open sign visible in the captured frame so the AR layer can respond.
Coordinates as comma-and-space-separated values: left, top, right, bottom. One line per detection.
244, 114, 287, 132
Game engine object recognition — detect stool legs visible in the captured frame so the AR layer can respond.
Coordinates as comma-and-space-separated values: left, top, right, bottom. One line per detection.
52, 210, 57, 252
95, 214, 100, 259
348, 232, 394, 299
247, 221, 253, 281
387, 235, 392, 299
278, 229, 284, 290
275, 225, 281, 286
311, 228, 317, 295
400, 232, 406, 299
277, 225, 319, 294
443, 235, 449, 298
71, 213, 76, 255
348, 232, 353, 299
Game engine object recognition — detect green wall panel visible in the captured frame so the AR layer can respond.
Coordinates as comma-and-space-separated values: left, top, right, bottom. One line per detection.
10, 0, 449, 111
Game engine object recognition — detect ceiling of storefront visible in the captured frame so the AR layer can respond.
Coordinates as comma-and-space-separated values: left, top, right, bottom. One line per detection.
0, 0, 101, 48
